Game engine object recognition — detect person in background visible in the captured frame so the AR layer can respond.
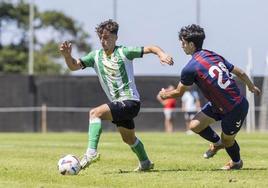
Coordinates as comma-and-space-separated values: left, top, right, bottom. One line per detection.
181, 89, 201, 135
157, 85, 177, 132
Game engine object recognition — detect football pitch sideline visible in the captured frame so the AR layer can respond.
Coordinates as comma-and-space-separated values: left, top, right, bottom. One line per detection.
0, 132, 268, 188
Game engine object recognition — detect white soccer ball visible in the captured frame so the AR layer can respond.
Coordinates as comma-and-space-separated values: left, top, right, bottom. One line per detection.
57, 154, 81, 175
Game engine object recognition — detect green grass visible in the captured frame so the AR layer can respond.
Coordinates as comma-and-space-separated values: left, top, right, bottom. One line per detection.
0, 132, 268, 188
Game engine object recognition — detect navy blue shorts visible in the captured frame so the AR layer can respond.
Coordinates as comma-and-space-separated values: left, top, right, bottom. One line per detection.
108, 100, 140, 129
202, 97, 249, 135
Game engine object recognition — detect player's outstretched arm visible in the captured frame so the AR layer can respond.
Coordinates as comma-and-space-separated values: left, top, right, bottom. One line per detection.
231, 66, 261, 96
143, 45, 174, 65
159, 82, 189, 100
59, 41, 83, 71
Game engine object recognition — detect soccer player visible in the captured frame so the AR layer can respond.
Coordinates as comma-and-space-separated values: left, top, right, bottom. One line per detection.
159, 24, 261, 170
59, 19, 174, 171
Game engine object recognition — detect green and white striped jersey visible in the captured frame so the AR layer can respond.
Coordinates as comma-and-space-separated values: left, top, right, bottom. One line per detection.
80, 46, 143, 102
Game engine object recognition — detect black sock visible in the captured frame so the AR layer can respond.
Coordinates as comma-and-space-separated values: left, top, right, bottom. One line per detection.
198, 126, 220, 143
225, 140, 240, 162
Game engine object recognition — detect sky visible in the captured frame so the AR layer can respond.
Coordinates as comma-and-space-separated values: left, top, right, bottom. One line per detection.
34, 0, 268, 76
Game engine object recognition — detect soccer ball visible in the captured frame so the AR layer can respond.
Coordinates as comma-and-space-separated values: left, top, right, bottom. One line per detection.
57, 154, 81, 175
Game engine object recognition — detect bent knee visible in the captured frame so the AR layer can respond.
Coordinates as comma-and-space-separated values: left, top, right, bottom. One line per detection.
89, 108, 101, 119
122, 137, 136, 145
221, 136, 235, 147
189, 120, 203, 133
189, 120, 197, 130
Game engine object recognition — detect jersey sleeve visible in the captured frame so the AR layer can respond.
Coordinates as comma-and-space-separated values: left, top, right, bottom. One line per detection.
122, 46, 144, 60
80, 51, 96, 68
180, 65, 196, 86
221, 57, 234, 72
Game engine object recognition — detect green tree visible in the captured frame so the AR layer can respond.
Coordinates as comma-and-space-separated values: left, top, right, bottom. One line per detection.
0, 0, 91, 74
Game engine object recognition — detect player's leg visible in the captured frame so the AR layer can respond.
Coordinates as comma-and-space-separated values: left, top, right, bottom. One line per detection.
189, 104, 224, 158
111, 100, 152, 171
117, 125, 154, 171
87, 104, 112, 150
220, 132, 243, 170
81, 103, 112, 169
189, 111, 220, 142
220, 98, 249, 170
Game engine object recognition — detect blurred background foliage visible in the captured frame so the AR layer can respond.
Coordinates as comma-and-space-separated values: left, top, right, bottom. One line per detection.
0, 0, 92, 75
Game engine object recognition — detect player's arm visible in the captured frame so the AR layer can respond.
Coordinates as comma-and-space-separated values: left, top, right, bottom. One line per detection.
160, 64, 194, 99
231, 66, 261, 95
59, 41, 83, 71
143, 45, 174, 65
159, 82, 189, 100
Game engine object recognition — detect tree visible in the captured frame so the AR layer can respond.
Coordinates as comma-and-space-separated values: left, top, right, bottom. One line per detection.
0, 0, 91, 74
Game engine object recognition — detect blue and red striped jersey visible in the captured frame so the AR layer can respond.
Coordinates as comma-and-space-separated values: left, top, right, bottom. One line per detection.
181, 49, 243, 114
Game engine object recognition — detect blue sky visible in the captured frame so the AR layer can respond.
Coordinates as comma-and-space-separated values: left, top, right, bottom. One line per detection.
35, 0, 268, 76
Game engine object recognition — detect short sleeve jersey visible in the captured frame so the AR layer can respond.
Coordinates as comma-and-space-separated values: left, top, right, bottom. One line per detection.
180, 50, 243, 114
80, 46, 143, 102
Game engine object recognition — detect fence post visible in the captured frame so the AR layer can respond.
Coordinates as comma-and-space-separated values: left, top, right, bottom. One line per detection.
246, 48, 256, 132
259, 56, 268, 131
41, 104, 47, 133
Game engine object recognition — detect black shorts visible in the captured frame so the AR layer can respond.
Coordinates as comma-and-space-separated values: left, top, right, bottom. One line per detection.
202, 97, 249, 135
107, 100, 140, 129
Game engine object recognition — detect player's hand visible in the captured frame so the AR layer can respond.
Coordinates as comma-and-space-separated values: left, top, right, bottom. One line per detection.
249, 85, 261, 96
59, 41, 72, 57
159, 53, 174, 65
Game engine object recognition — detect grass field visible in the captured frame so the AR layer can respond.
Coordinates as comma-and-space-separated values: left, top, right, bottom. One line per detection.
1, 132, 268, 188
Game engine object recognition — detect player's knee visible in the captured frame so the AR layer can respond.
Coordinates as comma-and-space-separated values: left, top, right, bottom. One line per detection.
189, 121, 195, 130
89, 108, 101, 119
189, 121, 200, 133
221, 136, 235, 147
121, 135, 135, 145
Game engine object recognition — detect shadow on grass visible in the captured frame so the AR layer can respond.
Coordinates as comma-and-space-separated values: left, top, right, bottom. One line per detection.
211, 167, 268, 171
103, 167, 268, 174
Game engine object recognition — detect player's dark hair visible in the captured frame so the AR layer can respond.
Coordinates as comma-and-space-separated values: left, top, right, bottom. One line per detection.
178, 24, 205, 50
96, 19, 119, 36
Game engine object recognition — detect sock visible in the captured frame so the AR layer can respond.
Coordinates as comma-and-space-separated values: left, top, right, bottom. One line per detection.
225, 140, 240, 163
86, 148, 97, 155
198, 126, 220, 143
130, 138, 149, 162
214, 139, 222, 146
87, 118, 102, 150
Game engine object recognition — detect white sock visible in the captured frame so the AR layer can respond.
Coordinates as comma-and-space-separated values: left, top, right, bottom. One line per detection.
86, 148, 97, 156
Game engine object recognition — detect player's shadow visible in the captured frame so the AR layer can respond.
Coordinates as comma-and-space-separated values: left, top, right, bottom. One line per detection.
103, 168, 187, 174
103, 167, 268, 174
211, 167, 268, 171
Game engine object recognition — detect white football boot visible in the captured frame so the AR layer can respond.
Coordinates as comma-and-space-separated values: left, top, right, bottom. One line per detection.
80, 152, 100, 169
